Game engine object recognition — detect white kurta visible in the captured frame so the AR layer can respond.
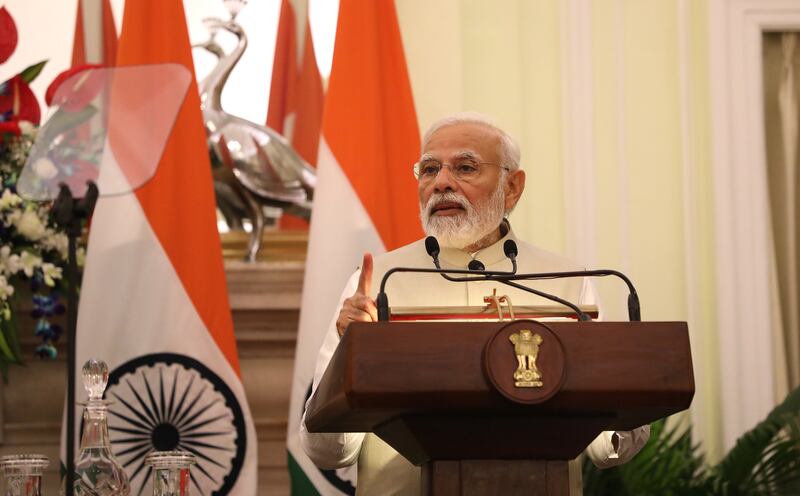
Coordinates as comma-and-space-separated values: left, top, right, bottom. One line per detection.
300, 226, 650, 495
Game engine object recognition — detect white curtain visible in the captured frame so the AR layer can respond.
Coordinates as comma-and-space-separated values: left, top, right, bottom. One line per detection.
764, 32, 800, 400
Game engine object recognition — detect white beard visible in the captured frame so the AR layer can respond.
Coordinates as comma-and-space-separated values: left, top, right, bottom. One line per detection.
419, 181, 506, 249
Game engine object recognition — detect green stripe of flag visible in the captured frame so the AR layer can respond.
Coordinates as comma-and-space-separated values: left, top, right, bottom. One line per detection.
288, 451, 322, 496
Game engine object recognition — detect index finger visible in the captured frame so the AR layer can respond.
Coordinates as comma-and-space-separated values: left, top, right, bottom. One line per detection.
356, 252, 373, 295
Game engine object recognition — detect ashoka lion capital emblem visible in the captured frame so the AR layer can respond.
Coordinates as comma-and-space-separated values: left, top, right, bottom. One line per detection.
509, 329, 543, 387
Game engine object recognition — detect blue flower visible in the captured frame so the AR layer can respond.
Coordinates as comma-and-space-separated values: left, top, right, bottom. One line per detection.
34, 319, 56, 340
30, 292, 64, 319
34, 343, 56, 359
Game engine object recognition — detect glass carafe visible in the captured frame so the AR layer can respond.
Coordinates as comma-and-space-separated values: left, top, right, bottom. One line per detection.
144, 452, 195, 496
73, 359, 130, 496
0, 454, 48, 496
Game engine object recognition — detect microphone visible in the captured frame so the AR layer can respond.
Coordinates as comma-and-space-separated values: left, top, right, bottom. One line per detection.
428, 236, 509, 274
468, 259, 485, 271
465, 230, 515, 273
504, 239, 518, 259
425, 236, 441, 268
503, 239, 518, 273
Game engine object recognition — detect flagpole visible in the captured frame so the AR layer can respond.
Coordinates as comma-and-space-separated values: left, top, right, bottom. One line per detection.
51, 182, 98, 496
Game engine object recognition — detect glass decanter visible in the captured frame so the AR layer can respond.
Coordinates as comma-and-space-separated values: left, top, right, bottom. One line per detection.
0, 454, 48, 496
144, 452, 195, 496
73, 359, 130, 496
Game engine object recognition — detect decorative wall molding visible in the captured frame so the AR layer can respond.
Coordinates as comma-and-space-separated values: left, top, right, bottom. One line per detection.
708, 0, 800, 450
225, 260, 306, 310
614, 0, 631, 275
677, 0, 706, 445
559, 0, 597, 267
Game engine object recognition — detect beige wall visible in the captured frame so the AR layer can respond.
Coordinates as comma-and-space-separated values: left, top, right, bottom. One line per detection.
397, 0, 722, 461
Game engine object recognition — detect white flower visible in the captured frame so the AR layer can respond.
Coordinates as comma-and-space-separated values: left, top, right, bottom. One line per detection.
0, 275, 14, 301
19, 251, 42, 278
41, 263, 62, 287
0, 189, 21, 210
15, 209, 46, 241
0, 246, 21, 276
18, 120, 36, 138
40, 230, 69, 259
5, 210, 20, 225
32, 157, 58, 180
76, 247, 86, 267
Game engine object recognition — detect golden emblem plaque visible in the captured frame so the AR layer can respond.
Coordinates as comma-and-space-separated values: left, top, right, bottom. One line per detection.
509, 330, 543, 388
484, 320, 565, 405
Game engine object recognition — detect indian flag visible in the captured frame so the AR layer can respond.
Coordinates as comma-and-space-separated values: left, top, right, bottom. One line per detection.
267, 0, 324, 167
286, 0, 422, 493
267, 0, 325, 230
69, 0, 257, 494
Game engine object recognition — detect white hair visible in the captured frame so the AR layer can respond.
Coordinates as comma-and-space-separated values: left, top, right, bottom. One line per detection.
421, 112, 521, 171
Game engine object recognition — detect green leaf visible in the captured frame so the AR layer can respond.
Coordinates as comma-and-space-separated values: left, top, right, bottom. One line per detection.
5, 303, 22, 361
582, 419, 709, 496
582, 386, 800, 495
0, 323, 17, 362
712, 385, 800, 493
20, 60, 48, 84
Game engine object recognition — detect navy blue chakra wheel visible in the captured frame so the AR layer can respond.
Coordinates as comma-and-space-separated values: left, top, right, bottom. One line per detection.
104, 353, 247, 496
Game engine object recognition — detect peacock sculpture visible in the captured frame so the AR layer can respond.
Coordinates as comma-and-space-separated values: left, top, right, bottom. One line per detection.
196, 14, 315, 262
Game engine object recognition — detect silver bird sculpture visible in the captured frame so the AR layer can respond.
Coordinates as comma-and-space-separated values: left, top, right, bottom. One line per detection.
194, 22, 249, 233
197, 16, 315, 262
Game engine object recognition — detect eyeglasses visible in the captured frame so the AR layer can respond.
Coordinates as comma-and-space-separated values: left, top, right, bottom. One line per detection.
412, 159, 509, 183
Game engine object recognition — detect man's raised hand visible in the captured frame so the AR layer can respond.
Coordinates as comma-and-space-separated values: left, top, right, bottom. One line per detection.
336, 253, 378, 337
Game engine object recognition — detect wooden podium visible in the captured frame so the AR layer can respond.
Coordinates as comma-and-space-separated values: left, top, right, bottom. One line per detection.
305, 320, 694, 495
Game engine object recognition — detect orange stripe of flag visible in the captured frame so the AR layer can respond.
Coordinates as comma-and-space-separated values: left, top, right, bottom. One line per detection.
100, 0, 117, 66
71, 0, 117, 67
70, 1, 85, 67
289, 19, 324, 167
267, 0, 304, 230
322, 0, 422, 250
268, 2, 324, 230
266, 0, 296, 136
116, 0, 240, 374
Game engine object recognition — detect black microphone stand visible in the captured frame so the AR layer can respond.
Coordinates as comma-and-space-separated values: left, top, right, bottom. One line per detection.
50, 181, 98, 496
426, 239, 639, 321
376, 265, 591, 322
443, 269, 641, 322
492, 269, 641, 322
379, 237, 640, 323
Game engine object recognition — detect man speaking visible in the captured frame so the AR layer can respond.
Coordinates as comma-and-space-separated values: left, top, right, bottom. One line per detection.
300, 113, 650, 495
